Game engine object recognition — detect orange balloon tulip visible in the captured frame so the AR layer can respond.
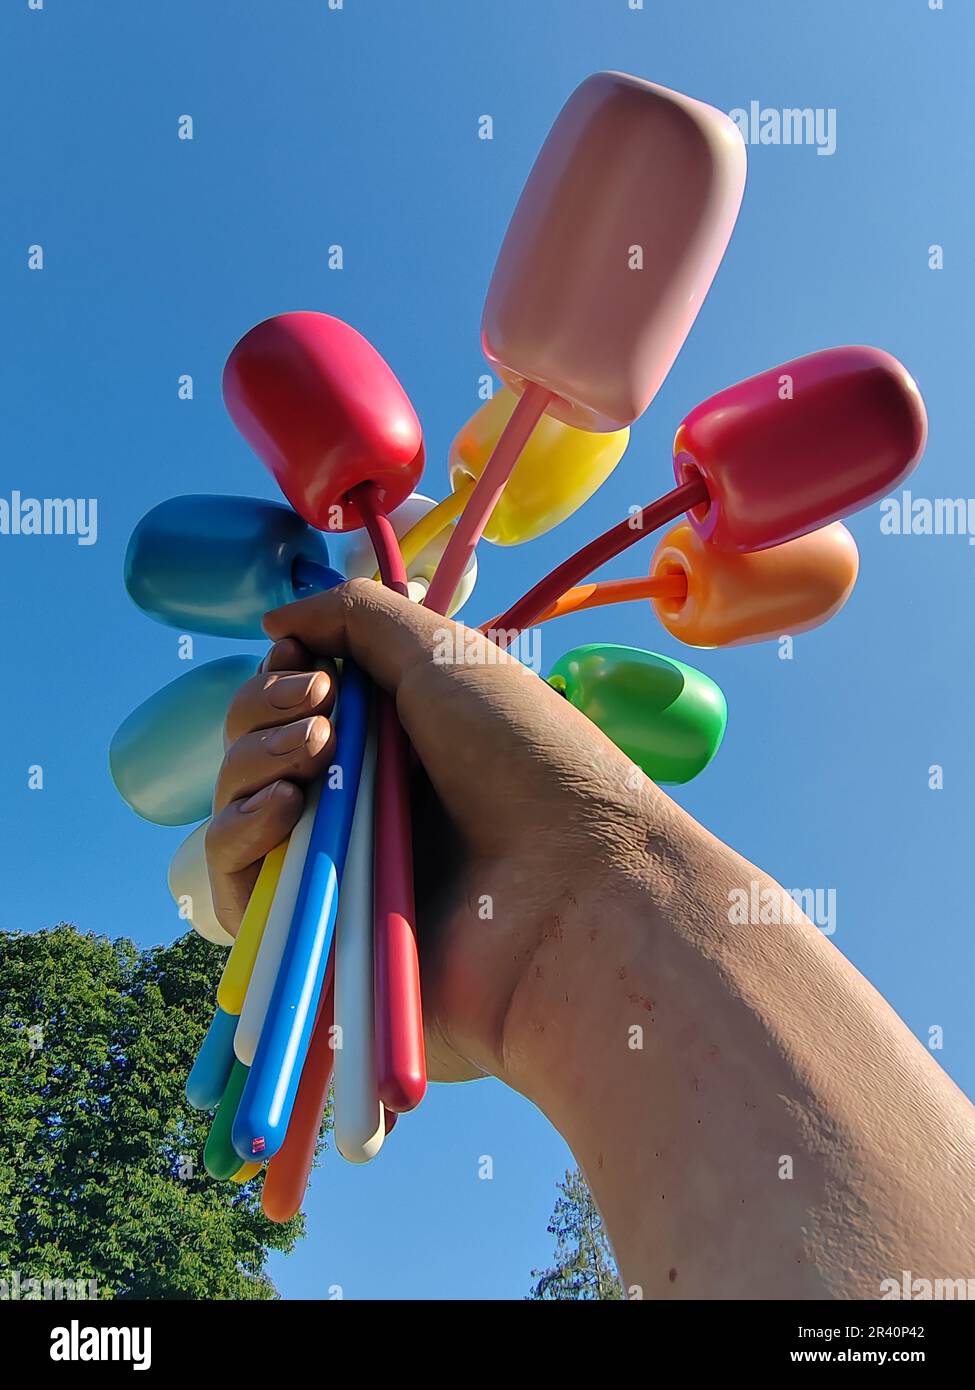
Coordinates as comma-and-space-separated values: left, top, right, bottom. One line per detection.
649, 519, 859, 647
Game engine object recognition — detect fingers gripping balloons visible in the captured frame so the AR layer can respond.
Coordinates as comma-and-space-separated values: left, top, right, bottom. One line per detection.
108, 70, 928, 1226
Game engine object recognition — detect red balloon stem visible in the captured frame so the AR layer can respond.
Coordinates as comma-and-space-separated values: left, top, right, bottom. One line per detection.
347, 481, 427, 1113
488, 477, 708, 644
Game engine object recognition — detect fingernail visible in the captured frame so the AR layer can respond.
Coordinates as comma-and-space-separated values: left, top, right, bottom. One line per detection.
241, 781, 282, 812
267, 672, 328, 710
267, 722, 309, 755
306, 716, 330, 755
268, 717, 329, 755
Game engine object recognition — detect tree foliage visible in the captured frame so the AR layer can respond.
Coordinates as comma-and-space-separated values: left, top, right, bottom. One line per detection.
0, 924, 325, 1299
529, 1167, 625, 1300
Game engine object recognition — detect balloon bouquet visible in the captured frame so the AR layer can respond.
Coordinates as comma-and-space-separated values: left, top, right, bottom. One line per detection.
109, 73, 926, 1220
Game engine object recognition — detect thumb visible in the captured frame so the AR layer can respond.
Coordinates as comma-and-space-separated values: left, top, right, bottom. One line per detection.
263, 577, 500, 697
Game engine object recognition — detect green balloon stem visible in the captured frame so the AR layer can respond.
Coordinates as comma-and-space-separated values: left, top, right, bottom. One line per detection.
204, 1059, 250, 1181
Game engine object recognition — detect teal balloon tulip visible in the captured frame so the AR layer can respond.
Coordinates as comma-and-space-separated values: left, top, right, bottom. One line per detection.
110, 655, 258, 825
546, 643, 727, 784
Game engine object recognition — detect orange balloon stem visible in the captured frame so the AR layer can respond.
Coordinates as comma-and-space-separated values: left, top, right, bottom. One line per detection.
481, 573, 686, 633
261, 975, 335, 1224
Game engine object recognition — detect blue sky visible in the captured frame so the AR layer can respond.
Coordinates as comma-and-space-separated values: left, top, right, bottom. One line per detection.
1, 0, 971, 1299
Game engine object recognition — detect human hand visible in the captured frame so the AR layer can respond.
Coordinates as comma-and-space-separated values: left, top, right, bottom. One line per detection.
205, 578, 673, 1086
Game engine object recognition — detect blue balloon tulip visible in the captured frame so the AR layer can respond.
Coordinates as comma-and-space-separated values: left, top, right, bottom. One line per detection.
186, 1007, 239, 1111
124, 494, 332, 639
110, 655, 258, 825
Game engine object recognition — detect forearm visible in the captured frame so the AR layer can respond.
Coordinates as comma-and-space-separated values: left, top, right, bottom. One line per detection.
501, 795, 975, 1299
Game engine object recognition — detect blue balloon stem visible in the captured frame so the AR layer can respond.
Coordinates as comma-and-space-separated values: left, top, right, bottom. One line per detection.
231, 562, 370, 1161
186, 1006, 239, 1111
292, 556, 345, 595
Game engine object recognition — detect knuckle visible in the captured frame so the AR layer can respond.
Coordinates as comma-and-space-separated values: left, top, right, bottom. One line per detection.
203, 814, 229, 870
268, 638, 296, 666
223, 674, 264, 745
343, 576, 375, 603
339, 576, 380, 621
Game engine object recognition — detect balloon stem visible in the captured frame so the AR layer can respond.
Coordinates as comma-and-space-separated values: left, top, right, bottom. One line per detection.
372, 486, 470, 583
351, 481, 409, 593
346, 481, 426, 1114
487, 572, 688, 631
422, 382, 552, 614
485, 478, 707, 646
292, 558, 345, 595
262, 981, 336, 1223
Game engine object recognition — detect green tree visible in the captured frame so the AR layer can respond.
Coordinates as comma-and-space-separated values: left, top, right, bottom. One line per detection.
0, 923, 329, 1299
529, 1167, 625, 1300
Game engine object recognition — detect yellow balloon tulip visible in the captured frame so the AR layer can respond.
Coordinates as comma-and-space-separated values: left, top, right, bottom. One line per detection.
231, 1161, 264, 1184
448, 388, 629, 545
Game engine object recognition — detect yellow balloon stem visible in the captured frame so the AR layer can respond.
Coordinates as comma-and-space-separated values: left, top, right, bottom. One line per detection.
231, 1161, 263, 1184
216, 840, 287, 1015
484, 574, 688, 631
371, 485, 471, 581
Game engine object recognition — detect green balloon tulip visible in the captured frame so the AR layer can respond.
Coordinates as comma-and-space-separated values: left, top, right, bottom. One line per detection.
547, 643, 727, 785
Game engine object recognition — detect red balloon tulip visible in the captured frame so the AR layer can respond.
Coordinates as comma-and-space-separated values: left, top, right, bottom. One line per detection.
222, 312, 425, 532
672, 345, 927, 552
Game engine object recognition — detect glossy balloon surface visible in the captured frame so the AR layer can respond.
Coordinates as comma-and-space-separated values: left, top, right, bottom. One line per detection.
673, 346, 927, 552
649, 519, 859, 647
223, 312, 424, 531
110, 655, 258, 825
547, 643, 726, 784
125, 494, 331, 640
186, 1007, 238, 1111
204, 1060, 250, 1180
482, 72, 746, 431
448, 389, 629, 544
